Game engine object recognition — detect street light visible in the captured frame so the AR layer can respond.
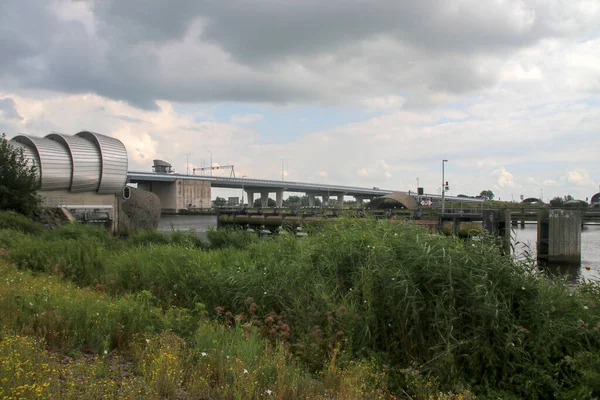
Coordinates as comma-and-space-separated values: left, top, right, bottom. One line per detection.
208, 151, 213, 177
281, 159, 284, 181
441, 159, 448, 215
241, 175, 247, 205
184, 153, 191, 175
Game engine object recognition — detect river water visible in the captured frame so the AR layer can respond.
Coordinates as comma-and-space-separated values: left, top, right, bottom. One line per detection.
158, 215, 600, 282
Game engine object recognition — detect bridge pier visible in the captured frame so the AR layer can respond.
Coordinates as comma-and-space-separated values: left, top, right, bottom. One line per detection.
337, 194, 344, 209
246, 191, 254, 207
322, 195, 329, 206
260, 191, 269, 208
537, 209, 581, 264
137, 179, 211, 213
308, 194, 315, 207
276, 190, 284, 208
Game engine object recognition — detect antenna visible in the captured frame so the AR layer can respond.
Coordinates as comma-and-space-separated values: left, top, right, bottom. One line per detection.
193, 165, 236, 178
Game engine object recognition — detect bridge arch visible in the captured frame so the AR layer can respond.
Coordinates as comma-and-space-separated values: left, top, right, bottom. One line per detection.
591, 193, 600, 204
522, 197, 544, 204
368, 192, 418, 209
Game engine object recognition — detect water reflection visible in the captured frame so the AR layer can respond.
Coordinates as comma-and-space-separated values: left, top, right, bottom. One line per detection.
512, 223, 600, 283
538, 262, 582, 283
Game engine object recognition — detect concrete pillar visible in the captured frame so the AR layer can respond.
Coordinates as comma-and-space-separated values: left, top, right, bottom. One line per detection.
246, 191, 254, 206
308, 194, 315, 207
337, 194, 344, 209
260, 191, 269, 208
276, 190, 284, 208
537, 209, 581, 264
355, 196, 363, 207
322, 195, 329, 206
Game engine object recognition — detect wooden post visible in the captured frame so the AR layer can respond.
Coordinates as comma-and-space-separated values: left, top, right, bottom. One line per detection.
453, 217, 461, 236
537, 209, 581, 264
498, 208, 511, 254
482, 209, 498, 234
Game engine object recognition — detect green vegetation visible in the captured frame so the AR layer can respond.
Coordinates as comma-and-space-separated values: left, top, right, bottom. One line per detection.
479, 190, 494, 201
0, 133, 40, 216
1, 211, 599, 399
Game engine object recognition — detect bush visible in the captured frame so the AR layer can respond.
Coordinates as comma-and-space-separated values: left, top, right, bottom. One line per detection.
206, 227, 259, 249
0, 210, 42, 234
1, 219, 600, 398
0, 133, 40, 215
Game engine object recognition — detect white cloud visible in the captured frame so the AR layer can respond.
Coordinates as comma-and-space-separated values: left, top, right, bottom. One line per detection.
567, 169, 595, 186
491, 167, 516, 189
544, 179, 557, 185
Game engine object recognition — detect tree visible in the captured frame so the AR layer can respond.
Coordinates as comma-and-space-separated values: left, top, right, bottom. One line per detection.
213, 196, 227, 207
549, 196, 563, 207
283, 195, 301, 208
479, 190, 495, 201
0, 133, 40, 215
253, 198, 276, 207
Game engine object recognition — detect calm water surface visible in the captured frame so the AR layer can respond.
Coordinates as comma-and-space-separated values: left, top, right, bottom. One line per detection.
513, 223, 600, 282
158, 216, 600, 282
158, 215, 217, 235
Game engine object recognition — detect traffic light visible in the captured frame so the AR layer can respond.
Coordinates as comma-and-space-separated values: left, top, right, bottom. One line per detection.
445, 181, 449, 191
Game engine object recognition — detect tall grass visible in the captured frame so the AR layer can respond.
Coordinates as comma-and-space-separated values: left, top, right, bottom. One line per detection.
0, 259, 392, 399
1, 218, 599, 398
0, 210, 42, 234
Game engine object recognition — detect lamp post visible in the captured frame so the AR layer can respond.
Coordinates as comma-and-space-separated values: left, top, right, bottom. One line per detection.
208, 151, 213, 176
441, 159, 448, 215
281, 159, 284, 181
184, 153, 191, 175
241, 175, 247, 205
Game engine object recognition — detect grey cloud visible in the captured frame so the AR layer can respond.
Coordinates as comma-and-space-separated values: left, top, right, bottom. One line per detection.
0, 97, 22, 120
0, 0, 598, 109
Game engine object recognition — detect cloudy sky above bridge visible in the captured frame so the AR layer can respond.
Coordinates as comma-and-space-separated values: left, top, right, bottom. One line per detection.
1, 0, 599, 201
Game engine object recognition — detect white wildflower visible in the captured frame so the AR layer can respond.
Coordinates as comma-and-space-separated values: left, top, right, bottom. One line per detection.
584, 306, 589, 310
243, 369, 248, 374
201, 352, 207, 357
265, 389, 273, 395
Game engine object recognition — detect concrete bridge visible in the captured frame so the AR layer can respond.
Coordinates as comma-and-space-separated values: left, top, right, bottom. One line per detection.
127, 171, 395, 212
126, 171, 480, 213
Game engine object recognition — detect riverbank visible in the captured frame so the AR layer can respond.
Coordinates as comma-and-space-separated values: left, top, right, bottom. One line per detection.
1, 211, 600, 398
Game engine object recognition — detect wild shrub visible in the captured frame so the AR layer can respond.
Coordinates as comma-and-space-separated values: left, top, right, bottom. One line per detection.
0, 259, 393, 400
127, 229, 172, 246
0, 133, 40, 215
206, 227, 259, 249
168, 229, 206, 249
0, 260, 168, 352
0, 210, 42, 234
1, 218, 600, 398
6, 234, 107, 285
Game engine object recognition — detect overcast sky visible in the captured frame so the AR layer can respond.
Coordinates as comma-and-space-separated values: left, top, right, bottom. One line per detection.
1, 0, 599, 201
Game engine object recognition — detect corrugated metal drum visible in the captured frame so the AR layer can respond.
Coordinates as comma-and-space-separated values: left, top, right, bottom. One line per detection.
8, 141, 42, 186
76, 131, 128, 194
11, 135, 72, 191
46, 133, 102, 192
